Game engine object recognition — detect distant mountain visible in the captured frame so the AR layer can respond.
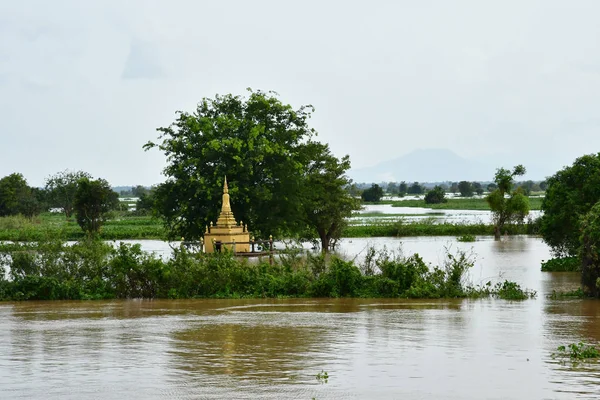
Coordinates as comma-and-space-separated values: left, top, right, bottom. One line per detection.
349, 148, 493, 183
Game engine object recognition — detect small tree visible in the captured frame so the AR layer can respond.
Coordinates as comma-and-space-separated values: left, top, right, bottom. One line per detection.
302, 143, 361, 252
472, 182, 484, 195
46, 170, 92, 218
387, 182, 399, 195
424, 185, 447, 204
131, 185, 149, 197
0, 173, 42, 217
74, 178, 119, 235
580, 201, 600, 297
361, 184, 384, 202
486, 165, 529, 239
407, 182, 423, 195
398, 181, 408, 196
458, 181, 474, 197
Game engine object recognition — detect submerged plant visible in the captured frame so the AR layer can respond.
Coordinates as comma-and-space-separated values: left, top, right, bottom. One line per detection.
552, 342, 600, 360
315, 370, 329, 383
457, 234, 476, 242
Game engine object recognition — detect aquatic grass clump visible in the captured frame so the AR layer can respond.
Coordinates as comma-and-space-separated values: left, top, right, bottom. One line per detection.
343, 220, 495, 238
548, 288, 586, 299
457, 234, 476, 242
315, 370, 329, 383
491, 280, 537, 300
552, 342, 600, 360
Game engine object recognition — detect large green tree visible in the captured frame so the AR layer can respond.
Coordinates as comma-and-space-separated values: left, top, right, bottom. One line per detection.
580, 201, 600, 297
74, 178, 120, 235
458, 181, 474, 197
300, 143, 360, 251
145, 89, 355, 243
45, 170, 92, 218
486, 165, 529, 239
540, 153, 600, 257
0, 173, 42, 218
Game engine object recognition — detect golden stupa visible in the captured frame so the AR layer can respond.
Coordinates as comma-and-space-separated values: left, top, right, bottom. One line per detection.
203, 177, 250, 253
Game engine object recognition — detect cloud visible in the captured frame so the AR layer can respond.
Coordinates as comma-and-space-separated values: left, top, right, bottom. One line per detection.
121, 40, 165, 80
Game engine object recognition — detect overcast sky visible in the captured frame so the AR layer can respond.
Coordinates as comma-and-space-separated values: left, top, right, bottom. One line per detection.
1, 0, 599, 186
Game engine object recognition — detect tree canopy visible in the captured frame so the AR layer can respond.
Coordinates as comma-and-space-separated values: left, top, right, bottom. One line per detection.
486, 165, 529, 239
424, 185, 447, 204
300, 143, 360, 251
540, 153, 600, 257
74, 178, 120, 235
458, 181, 474, 197
0, 173, 43, 218
45, 170, 92, 218
361, 184, 384, 202
580, 201, 600, 297
145, 89, 359, 248
407, 182, 423, 195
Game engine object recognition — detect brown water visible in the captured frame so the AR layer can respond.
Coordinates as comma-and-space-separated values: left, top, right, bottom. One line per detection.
1, 237, 600, 399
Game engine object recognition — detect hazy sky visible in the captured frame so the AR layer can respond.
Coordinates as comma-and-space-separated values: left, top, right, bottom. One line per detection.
1, 0, 600, 186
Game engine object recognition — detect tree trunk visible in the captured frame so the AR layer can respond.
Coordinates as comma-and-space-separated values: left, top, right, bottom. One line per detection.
494, 225, 500, 240
319, 231, 330, 254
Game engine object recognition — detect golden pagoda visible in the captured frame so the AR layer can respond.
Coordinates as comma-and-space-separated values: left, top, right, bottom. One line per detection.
203, 177, 250, 253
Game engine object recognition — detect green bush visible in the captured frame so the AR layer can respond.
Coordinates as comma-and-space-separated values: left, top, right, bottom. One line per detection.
0, 240, 537, 301
541, 257, 580, 272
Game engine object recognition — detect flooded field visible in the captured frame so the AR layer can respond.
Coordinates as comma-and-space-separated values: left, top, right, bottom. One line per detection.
1, 236, 599, 399
352, 204, 543, 225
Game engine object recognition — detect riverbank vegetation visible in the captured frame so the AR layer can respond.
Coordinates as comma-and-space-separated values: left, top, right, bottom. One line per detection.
541, 257, 580, 272
0, 211, 542, 242
539, 153, 600, 296
0, 238, 535, 301
0, 213, 164, 241
343, 219, 538, 238
383, 197, 543, 211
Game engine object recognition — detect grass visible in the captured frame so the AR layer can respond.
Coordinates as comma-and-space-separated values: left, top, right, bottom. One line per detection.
1, 212, 539, 242
548, 288, 587, 299
0, 212, 165, 241
386, 197, 543, 211
342, 220, 535, 238
353, 212, 445, 217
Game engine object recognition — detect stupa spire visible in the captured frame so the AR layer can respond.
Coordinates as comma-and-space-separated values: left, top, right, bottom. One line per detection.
216, 175, 236, 227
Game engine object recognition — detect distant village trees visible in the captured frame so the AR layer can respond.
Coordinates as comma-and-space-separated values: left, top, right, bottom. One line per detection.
0, 173, 44, 218
74, 178, 120, 235
361, 184, 384, 202
45, 170, 92, 218
424, 185, 447, 204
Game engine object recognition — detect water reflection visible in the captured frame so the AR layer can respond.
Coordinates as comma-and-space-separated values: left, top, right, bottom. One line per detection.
1, 298, 600, 399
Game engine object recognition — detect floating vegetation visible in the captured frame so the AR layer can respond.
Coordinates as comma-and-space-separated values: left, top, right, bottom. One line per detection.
457, 234, 476, 242
548, 288, 586, 299
552, 342, 600, 360
315, 370, 329, 384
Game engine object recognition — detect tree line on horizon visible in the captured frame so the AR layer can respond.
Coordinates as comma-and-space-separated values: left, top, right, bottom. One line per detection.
356, 179, 547, 199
